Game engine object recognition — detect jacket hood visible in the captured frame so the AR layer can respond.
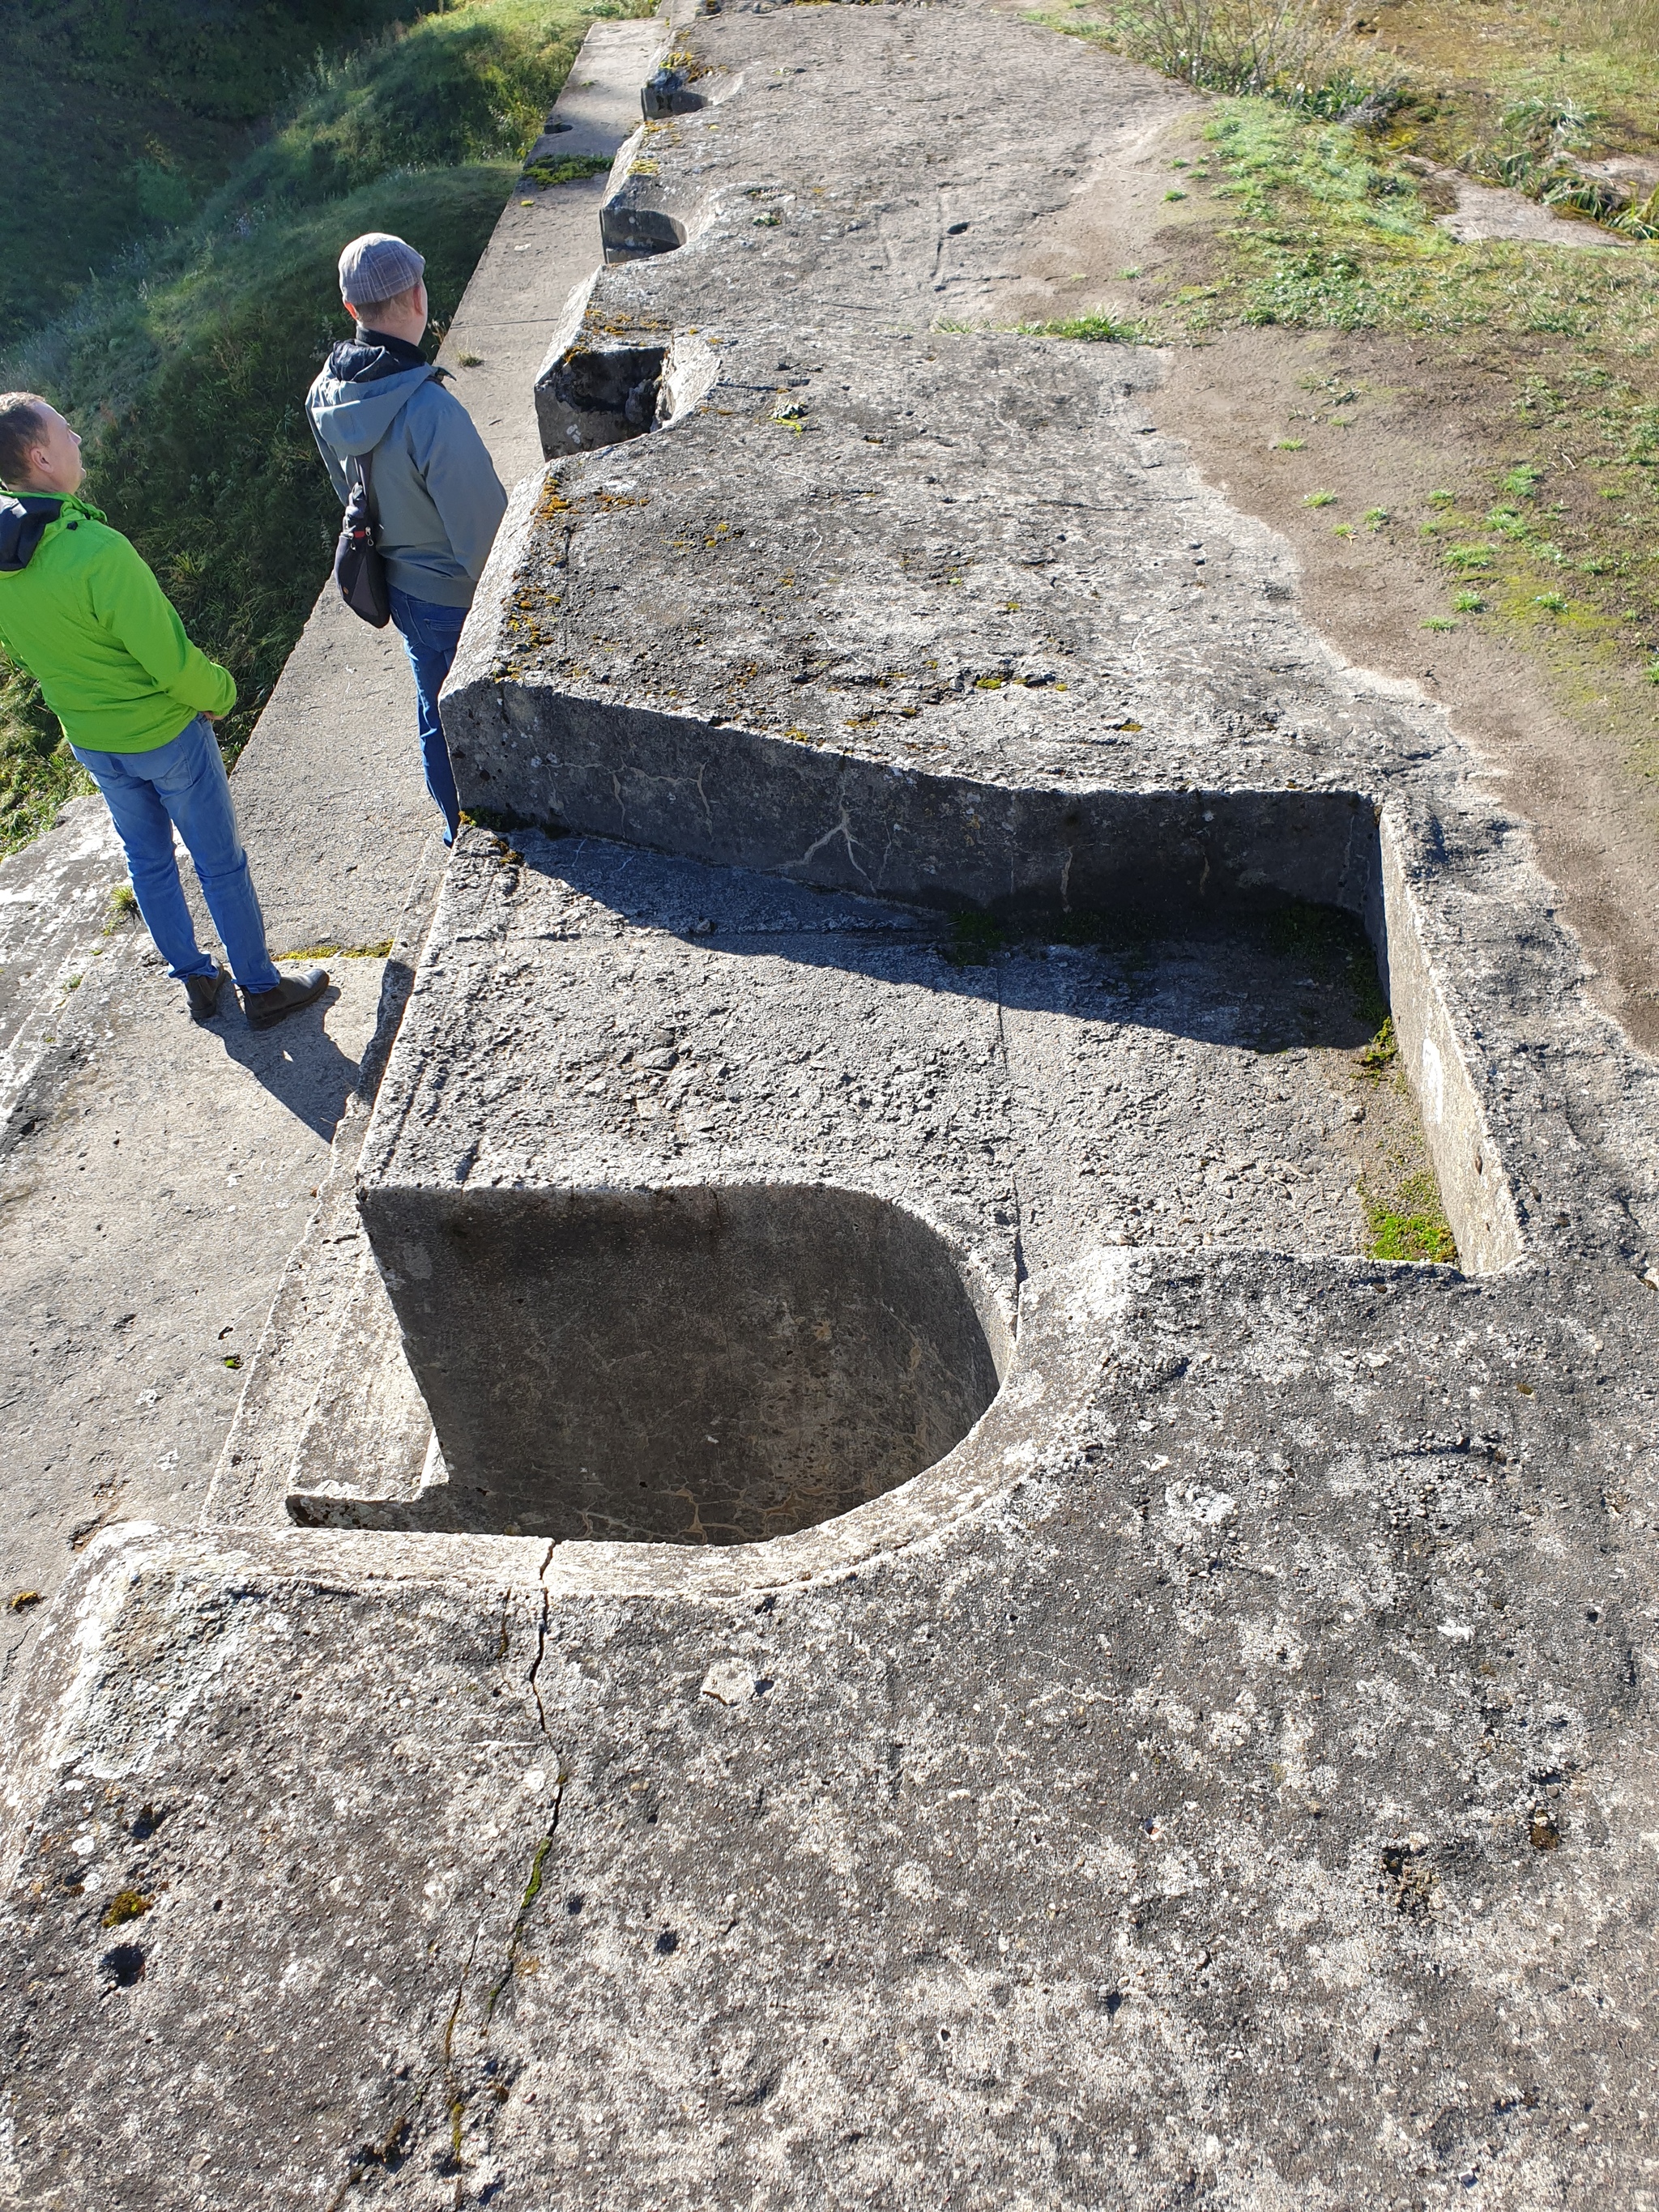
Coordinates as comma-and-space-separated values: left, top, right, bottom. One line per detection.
309, 343, 444, 458
0, 494, 66, 573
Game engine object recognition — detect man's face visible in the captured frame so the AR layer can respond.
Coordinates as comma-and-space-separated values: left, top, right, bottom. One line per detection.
21, 407, 83, 497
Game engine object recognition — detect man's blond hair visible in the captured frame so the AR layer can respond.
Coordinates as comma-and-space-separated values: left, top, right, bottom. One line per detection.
349, 280, 423, 324
0, 394, 51, 491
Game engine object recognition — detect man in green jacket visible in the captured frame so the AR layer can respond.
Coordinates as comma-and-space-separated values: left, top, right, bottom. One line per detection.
0, 393, 326, 1029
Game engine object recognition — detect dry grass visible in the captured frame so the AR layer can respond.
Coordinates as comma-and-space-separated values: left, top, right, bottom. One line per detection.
1564, 0, 1659, 58
1085, 0, 1373, 104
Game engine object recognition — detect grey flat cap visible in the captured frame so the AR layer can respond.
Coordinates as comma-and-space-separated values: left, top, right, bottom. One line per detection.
337, 232, 425, 308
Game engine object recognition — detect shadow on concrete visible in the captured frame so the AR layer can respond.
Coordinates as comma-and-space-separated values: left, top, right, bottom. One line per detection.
207, 983, 363, 1141
540, 833, 1383, 1055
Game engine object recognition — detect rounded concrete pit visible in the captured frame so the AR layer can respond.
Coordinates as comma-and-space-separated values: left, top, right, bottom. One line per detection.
369, 1182, 1009, 1545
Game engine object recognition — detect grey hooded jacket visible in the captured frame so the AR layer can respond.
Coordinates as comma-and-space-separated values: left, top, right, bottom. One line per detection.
306, 334, 507, 609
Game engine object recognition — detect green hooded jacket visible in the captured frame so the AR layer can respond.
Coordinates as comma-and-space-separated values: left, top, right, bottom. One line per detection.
0, 492, 235, 753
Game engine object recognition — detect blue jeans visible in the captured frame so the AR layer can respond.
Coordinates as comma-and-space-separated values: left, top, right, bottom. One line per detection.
389, 586, 466, 842
71, 716, 281, 995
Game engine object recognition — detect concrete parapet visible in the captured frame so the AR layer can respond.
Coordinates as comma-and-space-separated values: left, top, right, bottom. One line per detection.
5, 5, 1659, 2204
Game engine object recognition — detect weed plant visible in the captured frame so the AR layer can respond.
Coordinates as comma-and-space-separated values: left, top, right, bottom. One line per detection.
1074, 0, 1392, 117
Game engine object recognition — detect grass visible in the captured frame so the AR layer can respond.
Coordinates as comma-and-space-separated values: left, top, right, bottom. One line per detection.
0, 0, 437, 347
1347, 1015, 1457, 1264
1153, 99, 1659, 351
1254, 917, 1456, 1262
0, 0, 652, 856
1004, 43, 1659, 701
1046, 0, 1659, 234
1362, 1167, 1457, 1265
522, 152, 614, 187
1014, 311, 1143, 342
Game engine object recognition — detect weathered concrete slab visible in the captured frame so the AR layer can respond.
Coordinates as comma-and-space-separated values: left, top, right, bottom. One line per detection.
6, 1228, 1657, 2201
6, 4, 1659, 2206
267, 830, 1439, 1541
0, 798, 132, 1176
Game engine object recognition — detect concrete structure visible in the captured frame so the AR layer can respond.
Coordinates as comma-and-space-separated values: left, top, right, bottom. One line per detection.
5, 6, 1659, 2206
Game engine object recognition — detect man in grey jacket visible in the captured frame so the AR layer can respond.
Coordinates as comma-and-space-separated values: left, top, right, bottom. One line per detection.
306, 233, 507, 844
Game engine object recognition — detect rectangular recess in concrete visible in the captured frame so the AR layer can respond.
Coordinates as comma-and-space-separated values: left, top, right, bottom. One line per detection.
318, 831, 1500, 1542
446, 322, 1519, 1276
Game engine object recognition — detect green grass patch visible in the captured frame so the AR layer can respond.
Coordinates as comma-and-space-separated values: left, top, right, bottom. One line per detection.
1356, 1015, 1397, 1071
1159, 99, 1659, 350
0, 0, 438, 346
1363, 1170, 1458, 1264
1015, 312, 1143, 343
1042, 0, 1659, 241
522, 152, 614, 188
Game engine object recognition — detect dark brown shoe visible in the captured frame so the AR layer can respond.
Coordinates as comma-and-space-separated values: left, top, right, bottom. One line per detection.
242, 965, 330, 1031
185, 962, 226, 1023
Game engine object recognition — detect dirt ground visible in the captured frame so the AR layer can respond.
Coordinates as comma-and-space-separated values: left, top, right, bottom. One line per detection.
994, 67, 1659, 1053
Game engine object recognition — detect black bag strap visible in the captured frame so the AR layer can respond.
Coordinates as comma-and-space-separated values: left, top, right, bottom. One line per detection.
352, 446, 377, 524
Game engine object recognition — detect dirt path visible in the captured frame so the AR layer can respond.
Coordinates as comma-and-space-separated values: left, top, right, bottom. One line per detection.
1157, 326, 1659, 1053
993, 50, 1659, 1053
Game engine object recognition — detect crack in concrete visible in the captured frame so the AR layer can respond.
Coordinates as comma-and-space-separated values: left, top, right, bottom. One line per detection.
442, 1566, 569, 2192
529, 1540, 557, 1738
322, 2091, 424, 2212
990, 959, 1028, 1298
784, 806, 874, 889
386, 1570, 568, 2206
482, 1801, 563, 2030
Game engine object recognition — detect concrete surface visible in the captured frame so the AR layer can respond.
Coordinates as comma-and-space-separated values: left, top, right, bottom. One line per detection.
0, 19, 661, 1689
1435, 168, 1629, 249
0, 799, 124, 1156
6, 5, 1659, 2208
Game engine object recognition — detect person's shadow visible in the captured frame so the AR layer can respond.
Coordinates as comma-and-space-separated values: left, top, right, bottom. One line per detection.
208, 982, 364, 1143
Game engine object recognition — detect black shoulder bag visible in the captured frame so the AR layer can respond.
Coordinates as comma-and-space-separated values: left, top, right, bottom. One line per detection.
334, 449, 390, 629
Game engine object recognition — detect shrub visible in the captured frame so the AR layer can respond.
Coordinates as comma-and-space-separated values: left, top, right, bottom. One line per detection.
1068, 0, 1408, 125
